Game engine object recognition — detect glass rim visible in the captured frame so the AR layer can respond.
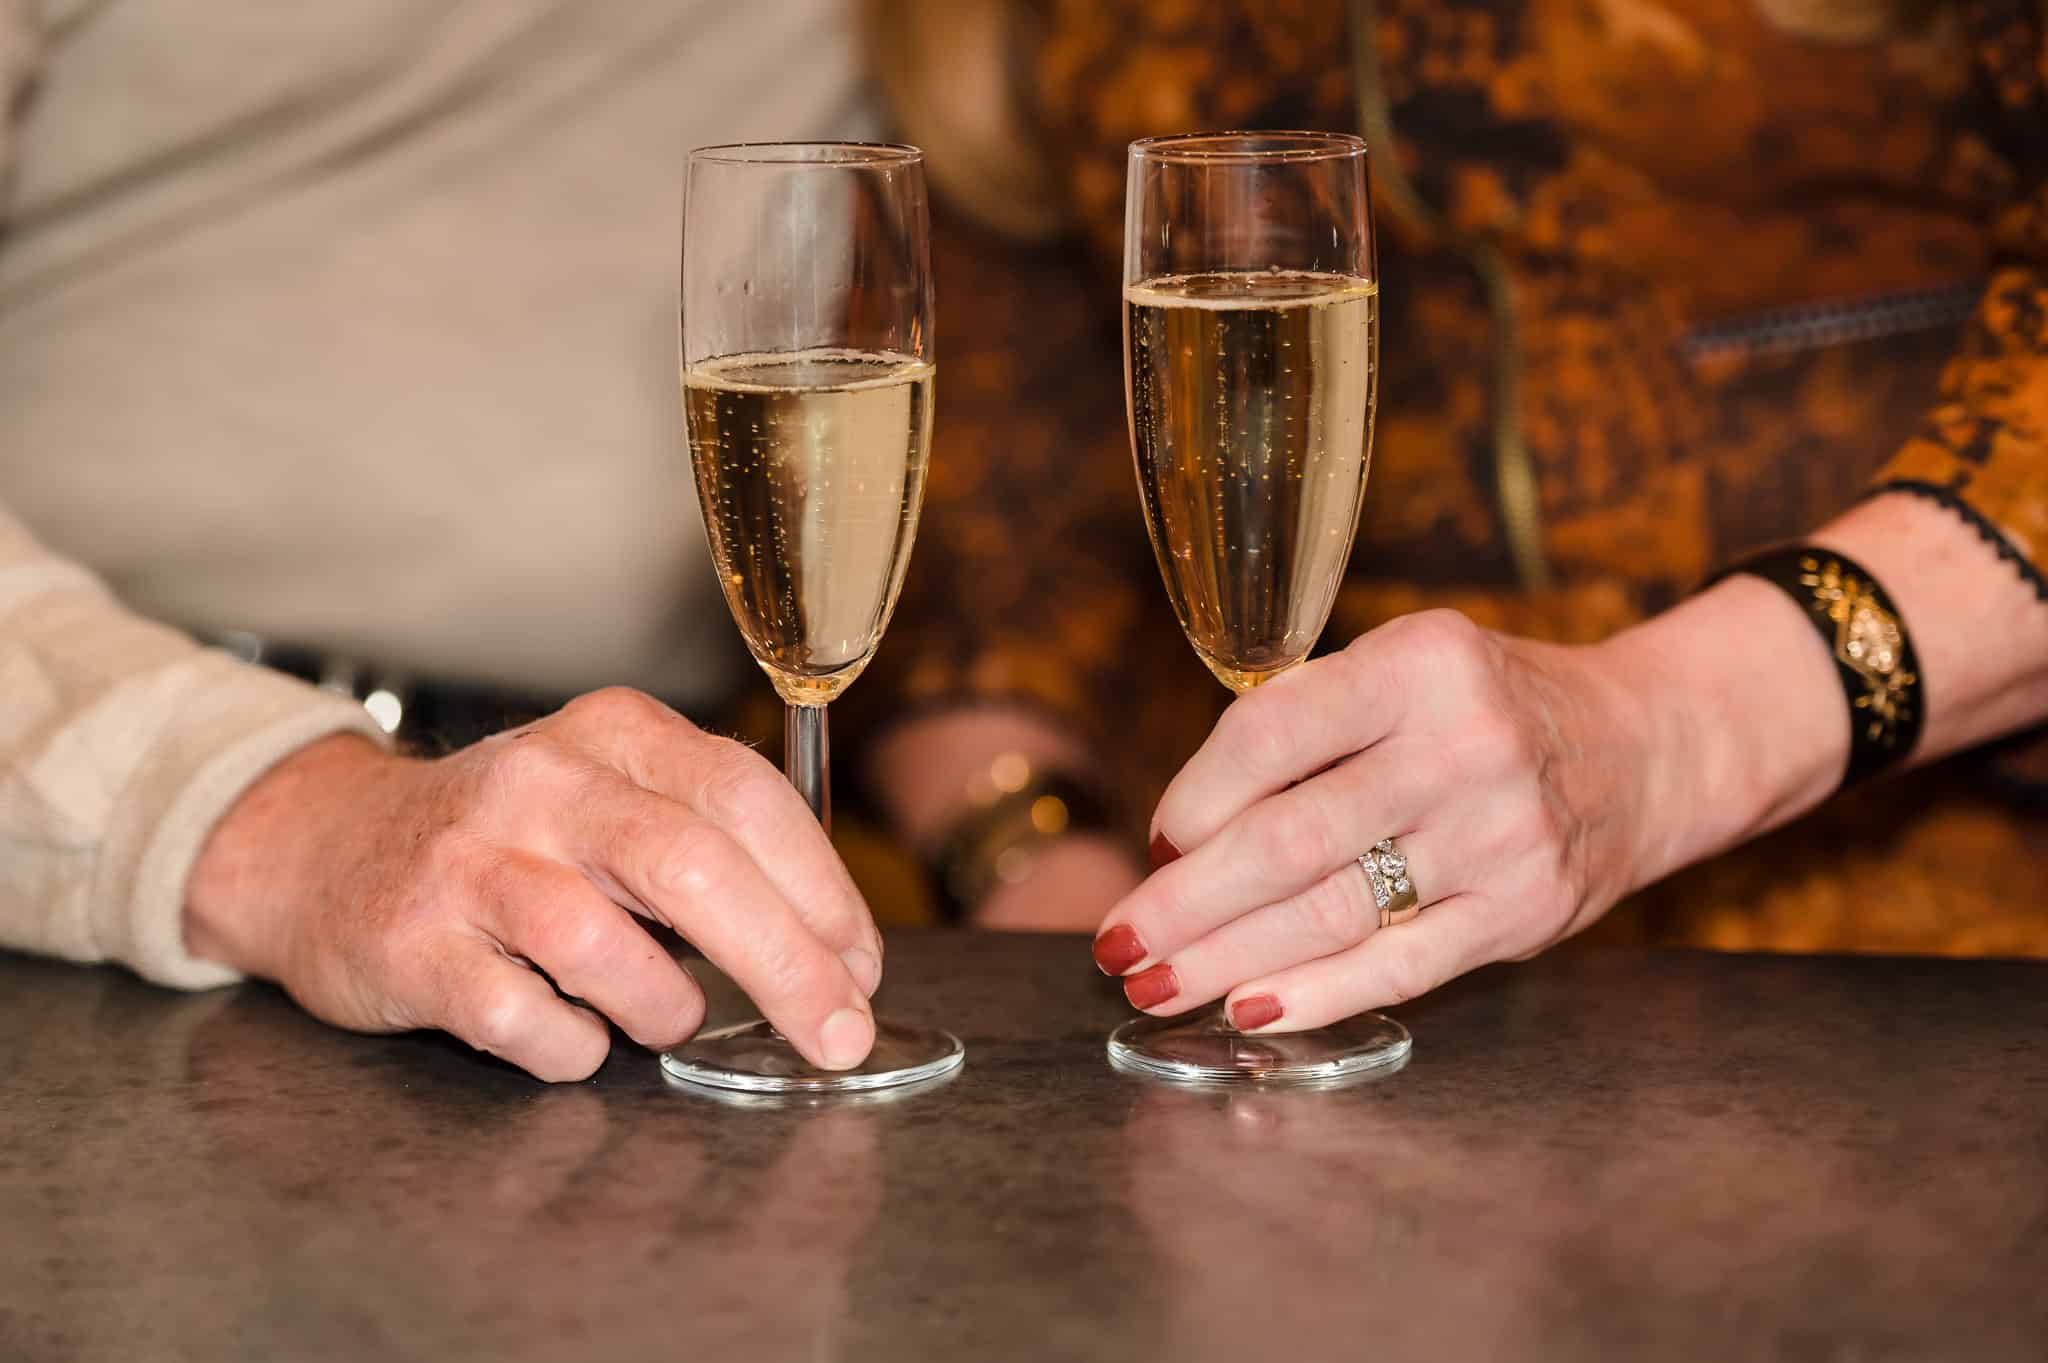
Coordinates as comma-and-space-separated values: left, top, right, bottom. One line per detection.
688, 140, 923, 166
1128, 130, 1368, 164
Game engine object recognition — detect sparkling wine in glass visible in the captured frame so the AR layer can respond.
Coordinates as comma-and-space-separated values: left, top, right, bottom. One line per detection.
662, 142, 962, 1094
1111, 131, 1410, 1085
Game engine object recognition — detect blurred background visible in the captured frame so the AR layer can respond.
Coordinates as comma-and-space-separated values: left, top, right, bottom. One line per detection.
4, 0, 2043, 951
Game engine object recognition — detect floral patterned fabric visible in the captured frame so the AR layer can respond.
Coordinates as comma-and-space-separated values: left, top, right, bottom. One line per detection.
857, 0, 2048, 953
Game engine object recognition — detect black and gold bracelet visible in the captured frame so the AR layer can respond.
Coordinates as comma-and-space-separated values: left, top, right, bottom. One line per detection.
1711, 546, 1923, 787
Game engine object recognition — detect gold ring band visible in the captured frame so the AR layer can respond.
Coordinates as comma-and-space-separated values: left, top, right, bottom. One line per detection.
1360, 838, 1421, 928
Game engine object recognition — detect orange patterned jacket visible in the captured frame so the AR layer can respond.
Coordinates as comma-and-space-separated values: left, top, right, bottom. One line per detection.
853, 0, 2048, 954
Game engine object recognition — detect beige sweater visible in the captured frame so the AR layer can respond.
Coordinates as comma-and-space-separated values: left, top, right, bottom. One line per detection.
0, 499, 384, 986
0, 1, 873, 985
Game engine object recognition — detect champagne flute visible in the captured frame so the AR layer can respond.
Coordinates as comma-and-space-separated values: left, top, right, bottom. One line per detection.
1110, 131, 1410, 1085
662, 142, 963, 1094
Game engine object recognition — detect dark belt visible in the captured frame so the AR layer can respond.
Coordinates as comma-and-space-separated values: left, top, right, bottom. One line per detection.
202, 630, 573, 754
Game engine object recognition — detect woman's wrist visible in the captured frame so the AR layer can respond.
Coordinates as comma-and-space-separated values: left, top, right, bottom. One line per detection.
974, 832, 1143, 932
1589, 575, 1848, 894
865, 704, 1139, 925
865, 705, 1099, 854
1813, 492, 2048, 761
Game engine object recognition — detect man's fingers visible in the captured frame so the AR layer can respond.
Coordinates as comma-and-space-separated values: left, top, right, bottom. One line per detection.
415, 931, 612, 1083
472, 852, 706, 1051
663, 732, 883, 991
555, 690, 883, 992
571, 780, 876, 1071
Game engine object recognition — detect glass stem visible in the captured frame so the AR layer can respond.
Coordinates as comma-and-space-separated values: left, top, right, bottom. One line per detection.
784, 703, 830, 832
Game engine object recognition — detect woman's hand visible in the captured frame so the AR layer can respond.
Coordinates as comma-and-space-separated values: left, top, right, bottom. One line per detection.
1090, 610, 1682, 1031
1092, 494, 2048, 1028
185, 688, 884, 1082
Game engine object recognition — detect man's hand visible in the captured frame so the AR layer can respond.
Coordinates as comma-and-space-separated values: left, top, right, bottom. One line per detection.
185, 688, 883, 1082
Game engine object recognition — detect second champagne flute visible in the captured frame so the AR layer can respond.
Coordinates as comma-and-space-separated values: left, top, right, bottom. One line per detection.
663, 142, 963, 1095
1111, 131, 1410, 1086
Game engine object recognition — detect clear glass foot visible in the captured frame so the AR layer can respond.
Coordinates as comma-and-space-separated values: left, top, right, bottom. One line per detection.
660, 1017, 964, 1095
1107, 1006, 1409, 1087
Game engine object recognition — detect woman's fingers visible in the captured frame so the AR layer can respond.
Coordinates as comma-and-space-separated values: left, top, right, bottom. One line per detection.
472, 852, 706, 1051
1096, 736, 1446, 976
1151, 641, 1405, 858
571, 776, 876, 1072
413, 931, 614, 1082
1117, 828, 1455, 1017
554, 689, 883, 993
1222, 895, 1497, 1034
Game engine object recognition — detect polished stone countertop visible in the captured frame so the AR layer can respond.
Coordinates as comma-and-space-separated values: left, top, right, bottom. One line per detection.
3, 933, 2045, 1362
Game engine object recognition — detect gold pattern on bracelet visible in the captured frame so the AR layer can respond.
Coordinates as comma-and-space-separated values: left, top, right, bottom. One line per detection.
1797, 555, 1918, 747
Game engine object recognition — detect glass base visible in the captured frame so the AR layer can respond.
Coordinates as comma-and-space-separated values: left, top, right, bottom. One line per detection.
660, 1017, 964, 1095
1107, 1006, 1410, 1087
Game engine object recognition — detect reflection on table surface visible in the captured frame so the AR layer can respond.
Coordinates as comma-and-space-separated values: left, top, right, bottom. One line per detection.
3, 933, 2045, 1362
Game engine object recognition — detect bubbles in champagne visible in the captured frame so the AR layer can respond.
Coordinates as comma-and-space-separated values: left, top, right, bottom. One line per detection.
683, 349, 934, 705
1124, 272, 1378, 691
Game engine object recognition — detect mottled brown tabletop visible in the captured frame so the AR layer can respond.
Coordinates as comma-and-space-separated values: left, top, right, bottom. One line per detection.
3, 933, 2044, 1362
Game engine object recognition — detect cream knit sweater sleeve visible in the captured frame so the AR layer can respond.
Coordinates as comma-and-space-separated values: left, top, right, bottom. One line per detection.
4, 12, 388, 986
0, 501, 389, 988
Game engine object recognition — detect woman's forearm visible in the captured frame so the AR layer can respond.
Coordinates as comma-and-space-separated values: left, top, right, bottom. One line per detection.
1815, 494, 2048, 761
1607, 490, 2048, 894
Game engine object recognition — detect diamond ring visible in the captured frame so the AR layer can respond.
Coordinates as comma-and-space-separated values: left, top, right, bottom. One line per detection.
1359, 838, 1421, 928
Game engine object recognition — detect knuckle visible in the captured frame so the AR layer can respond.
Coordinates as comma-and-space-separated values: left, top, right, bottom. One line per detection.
1403, 612, 1503, 701
465, 847, 531, 907
1300, 871, 1374, 947
563, 685, 669, 728
1255, 805, 1338, 881
467, 983, 535, 1055
1375, 938, 1438, 1007
652, 822, 736, 903
1405, 608, 1486, 660
695, 739, 783, 828
753, 937, 835, 1008
1219, 692, 1294, 776
532, 907, 614, 977
486, 731, 583, 792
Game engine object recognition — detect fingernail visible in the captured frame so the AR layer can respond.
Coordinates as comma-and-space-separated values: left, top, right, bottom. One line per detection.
1092, 924, 1147, 976
819, 1007, 873, 1070
1229, 993, 1284, 1032
1124, 962, 1179, 1010
1148, 831, 1182, 870
841, 946, 881, 997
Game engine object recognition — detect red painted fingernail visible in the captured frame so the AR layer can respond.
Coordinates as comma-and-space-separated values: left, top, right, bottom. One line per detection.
1229, 993, 1284, 1032
1124, 963, 1180, 1010
1148, 831, 1182, 871
1092, 924, 1147, 976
